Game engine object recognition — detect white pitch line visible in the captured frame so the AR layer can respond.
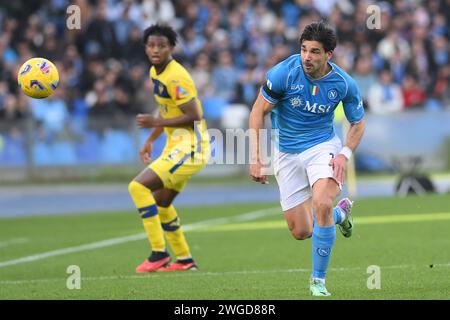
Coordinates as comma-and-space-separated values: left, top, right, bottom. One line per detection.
0, 207, 279, 269
0, 238, 29, 248
1, 263, 449, 286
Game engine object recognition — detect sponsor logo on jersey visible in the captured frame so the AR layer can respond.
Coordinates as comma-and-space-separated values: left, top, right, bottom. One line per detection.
357, 100, 364, 109
290, 96, 302, 108
302, 100, 332, 114
175, 85, 188, 100
290, 84, 304, 91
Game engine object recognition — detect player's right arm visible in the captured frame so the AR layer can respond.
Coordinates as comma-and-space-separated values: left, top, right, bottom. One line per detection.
139, 113, 164, 164
249, 91, 275, 184
249, 60, 286, 184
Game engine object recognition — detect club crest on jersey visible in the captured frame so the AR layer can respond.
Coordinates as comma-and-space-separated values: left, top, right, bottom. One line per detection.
152, 79, 170, 98
327, 89, 338, 101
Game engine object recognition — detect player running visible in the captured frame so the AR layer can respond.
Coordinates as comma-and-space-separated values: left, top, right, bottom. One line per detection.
128, 24, 210, 273
249, 21, 365, 296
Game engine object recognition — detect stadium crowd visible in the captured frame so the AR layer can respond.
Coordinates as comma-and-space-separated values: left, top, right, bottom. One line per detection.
0, 0, 449, 164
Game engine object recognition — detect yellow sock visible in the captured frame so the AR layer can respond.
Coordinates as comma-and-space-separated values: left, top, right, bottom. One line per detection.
159, 205, 191, 259
128, 181, 165, 252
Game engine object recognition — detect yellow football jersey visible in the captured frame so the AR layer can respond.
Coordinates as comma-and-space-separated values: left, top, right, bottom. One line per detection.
149, 60, 209, 153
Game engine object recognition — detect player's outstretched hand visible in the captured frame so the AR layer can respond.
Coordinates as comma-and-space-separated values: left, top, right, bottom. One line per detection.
136, 114, 158, 128
250, 162, 269, 185
329, 154, 346, 184
139, 141, 153, 164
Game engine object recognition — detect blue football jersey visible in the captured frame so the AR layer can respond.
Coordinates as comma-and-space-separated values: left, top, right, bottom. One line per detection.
261, 54, 365, 153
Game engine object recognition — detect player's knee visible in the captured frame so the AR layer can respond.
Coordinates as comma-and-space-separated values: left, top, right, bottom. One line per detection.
128, 180, 138, 195
313, 198, 333, 215
128, 180, 148, 197
291, 229, 312, 240
156, 198, 172, 207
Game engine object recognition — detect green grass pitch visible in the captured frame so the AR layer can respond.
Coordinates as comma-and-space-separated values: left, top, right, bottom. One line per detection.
0, 194, 449, 299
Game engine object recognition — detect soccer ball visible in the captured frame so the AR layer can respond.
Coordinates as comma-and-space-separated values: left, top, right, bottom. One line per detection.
17, 57, 59, 99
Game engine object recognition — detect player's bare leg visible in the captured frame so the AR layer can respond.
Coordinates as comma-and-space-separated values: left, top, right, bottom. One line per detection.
134, 167, 164, 191
309, 178, 340, 296
153, 188, 178, 207
312, 178, 340, 226
283, 198, 313, 240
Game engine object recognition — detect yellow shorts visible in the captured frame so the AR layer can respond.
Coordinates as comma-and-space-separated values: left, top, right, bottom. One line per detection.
149, 143, 210, 192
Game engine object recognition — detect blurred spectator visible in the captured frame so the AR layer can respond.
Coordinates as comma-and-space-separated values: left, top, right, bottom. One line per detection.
409, 39, 432, 89
377, 30, 411, 64
0, 94, 27, 121
141, 0, 176, 26
333, 41, 356, 72
401, 73, 427, 110
82, 1, 119, 58
237, 52, 265, 106
28, 86, 70, 138
135, 78, 158, 114
190, 52, 214, 98
429, 65, 450, 108
182, 26, 207, 63
351, 55, 377, 107
227, 9, 246, 53
121, 26, 148, 67
211, 50, 239, 102
109, 0, 140, 46
87, 79, 123, 135
368, 68, 404, 114
432, 36, 449, 68
112, 86, 135, 121
0, 81, 8, 108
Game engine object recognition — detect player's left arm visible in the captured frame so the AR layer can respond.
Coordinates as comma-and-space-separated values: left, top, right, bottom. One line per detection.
136, 75, 202, 128
330, 79, 366, 184
136, 98, 201, 128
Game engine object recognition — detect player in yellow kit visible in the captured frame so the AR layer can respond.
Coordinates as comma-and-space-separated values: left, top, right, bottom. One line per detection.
128, 24, 210, 272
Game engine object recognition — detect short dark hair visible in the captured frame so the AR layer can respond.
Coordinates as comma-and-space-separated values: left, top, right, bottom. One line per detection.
299, 21, 337, 52
142, 24, 177, 47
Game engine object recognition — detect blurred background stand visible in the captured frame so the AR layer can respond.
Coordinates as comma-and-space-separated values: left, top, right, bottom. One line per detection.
394, 156, 436, 196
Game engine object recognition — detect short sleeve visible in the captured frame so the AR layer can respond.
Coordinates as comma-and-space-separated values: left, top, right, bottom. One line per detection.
260, 62, 287, 104
342, 77, 365, 123
167, 76, 197, 106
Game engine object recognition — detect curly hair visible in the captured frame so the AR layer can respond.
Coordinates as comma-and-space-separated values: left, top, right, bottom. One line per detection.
142, 24, 178, 47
